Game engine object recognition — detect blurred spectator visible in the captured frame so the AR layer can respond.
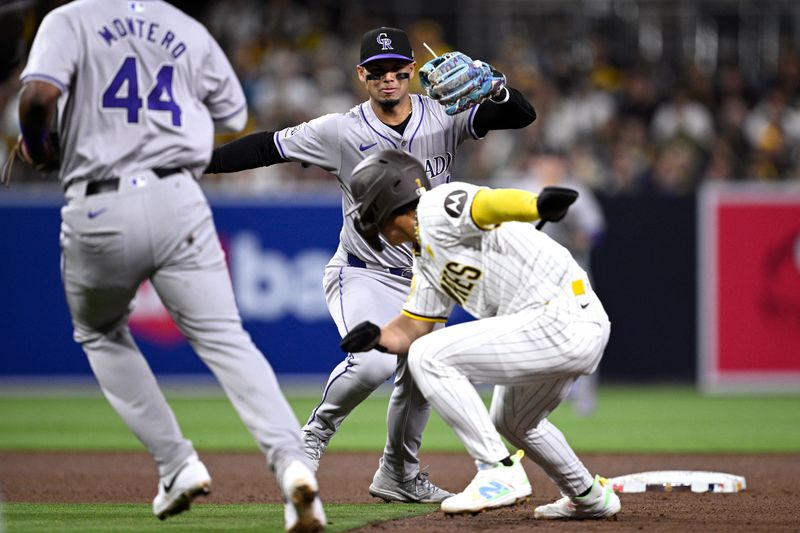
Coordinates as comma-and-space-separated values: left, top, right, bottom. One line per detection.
650, 84, 715, 148
4, 0, 800, 191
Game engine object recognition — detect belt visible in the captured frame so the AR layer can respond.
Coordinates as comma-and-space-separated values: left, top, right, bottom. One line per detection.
83, 167, 183, 196
347, 253, 413, 280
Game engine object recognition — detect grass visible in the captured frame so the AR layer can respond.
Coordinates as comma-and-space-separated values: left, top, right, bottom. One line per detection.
1, 385, 798, 532
0, 385, 798, 452
1, 502, 436, 533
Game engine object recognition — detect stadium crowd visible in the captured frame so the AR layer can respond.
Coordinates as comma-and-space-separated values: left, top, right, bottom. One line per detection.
2, 0, 799, 194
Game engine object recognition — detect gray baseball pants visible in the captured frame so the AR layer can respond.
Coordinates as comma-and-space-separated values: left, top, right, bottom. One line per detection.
61, 170, 307, 481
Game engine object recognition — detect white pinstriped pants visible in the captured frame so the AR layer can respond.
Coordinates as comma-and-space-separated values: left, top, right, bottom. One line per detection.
407, 289, 610, 496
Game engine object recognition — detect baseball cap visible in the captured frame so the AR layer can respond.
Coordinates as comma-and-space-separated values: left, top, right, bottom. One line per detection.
359, 27, 414, 66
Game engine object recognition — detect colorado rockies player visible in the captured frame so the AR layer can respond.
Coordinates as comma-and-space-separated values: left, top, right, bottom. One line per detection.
16, 1, 325, 530
206, 27, 535, 502
341, 149, 621, 519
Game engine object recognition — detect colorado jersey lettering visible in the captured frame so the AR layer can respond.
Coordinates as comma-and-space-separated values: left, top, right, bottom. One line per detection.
274, 95, 484, 269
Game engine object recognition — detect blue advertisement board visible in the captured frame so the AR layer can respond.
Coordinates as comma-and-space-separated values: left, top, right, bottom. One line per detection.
0, 192, 345, 376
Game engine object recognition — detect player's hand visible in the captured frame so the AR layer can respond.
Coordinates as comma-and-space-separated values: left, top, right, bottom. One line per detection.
340, 321, 387, 353
419, 51, 506, 115
537, 187, 579, 223
19, 132, 61, 172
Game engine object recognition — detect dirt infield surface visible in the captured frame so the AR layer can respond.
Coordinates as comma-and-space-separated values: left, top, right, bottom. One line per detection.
1, 451, 798, 531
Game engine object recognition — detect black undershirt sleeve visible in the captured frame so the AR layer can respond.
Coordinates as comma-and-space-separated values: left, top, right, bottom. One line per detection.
472, 87, 536, 138
204, 131, 286, 174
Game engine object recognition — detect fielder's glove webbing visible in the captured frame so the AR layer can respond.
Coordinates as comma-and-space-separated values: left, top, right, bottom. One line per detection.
340, 321, 387, 353
419, 51, 507, 116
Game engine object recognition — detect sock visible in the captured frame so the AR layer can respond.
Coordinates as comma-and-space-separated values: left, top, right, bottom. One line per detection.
500, 456, 514, 467
577, 484, 593, 497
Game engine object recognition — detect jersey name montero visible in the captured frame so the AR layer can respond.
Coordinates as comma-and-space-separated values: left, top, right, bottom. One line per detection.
97, 18, 188, 59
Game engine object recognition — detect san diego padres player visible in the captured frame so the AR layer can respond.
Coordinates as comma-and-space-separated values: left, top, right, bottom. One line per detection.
16, 1, 324, 530
341, 149, 621, 519
207, 27, 535, 502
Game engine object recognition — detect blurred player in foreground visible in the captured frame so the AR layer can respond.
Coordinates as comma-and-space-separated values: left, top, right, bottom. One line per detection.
15, 1, 323, 530
340, 149, 621, 518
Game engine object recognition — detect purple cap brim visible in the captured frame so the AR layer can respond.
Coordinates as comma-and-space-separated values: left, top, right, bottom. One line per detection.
359, 53, 414, 66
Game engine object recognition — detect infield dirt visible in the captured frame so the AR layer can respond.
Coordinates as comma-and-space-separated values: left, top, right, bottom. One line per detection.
1, 451, 797, 531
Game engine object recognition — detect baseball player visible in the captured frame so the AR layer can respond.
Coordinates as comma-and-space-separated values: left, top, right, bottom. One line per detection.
206, 27, 536, 502
340, 149, 621, 519
16, 1, 325, 530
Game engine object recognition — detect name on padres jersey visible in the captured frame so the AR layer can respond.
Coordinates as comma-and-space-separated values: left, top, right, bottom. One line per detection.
97, 18, 187, 59
440, 262, 482, 305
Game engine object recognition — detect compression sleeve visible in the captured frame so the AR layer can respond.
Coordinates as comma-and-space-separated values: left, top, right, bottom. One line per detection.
472, 87, 536, 137
470, 188, 540, 229
204, 131, 286, 174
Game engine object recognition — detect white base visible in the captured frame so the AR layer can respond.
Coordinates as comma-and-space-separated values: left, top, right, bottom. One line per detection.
608, 471, 746, 493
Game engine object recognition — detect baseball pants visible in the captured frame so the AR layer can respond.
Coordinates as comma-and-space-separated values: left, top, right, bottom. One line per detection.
61, 171, 307, 480
304, 265, 431, 482
407, 288, 610, 497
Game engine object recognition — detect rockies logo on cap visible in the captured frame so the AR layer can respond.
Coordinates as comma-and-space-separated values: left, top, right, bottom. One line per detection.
359, 27, 414, 66
377, 32, 393, 51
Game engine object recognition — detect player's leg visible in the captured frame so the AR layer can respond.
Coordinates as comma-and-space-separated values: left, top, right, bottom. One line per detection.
407, 317, 540, 512
309, 266, 449, 501
150, 207, 307, 475
303, 267, 403, 454
491, 384, 620, 520
147, 176, 325, 528
61, 192, 207, 520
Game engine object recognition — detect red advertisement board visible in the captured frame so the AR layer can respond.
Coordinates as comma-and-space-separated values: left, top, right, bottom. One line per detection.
699, 184, 800, 392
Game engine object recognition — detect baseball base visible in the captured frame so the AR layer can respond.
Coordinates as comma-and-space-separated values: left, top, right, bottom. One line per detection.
608, 471, 746, 493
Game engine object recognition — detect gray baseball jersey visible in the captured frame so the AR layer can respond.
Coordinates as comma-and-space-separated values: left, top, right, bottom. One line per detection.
20, 0, 311, 505
402, 182, 611, 497
274, 95, 480, 268
292, 97, 486, 484
21, 0, 245, 186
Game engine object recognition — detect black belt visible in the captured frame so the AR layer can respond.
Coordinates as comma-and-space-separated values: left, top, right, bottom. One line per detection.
347, 253, 413, 280
84, 167, 183, 196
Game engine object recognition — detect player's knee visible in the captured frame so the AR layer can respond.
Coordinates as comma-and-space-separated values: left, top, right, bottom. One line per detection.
354, 354, 396, 388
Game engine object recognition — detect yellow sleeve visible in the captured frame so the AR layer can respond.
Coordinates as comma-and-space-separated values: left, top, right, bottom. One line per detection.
470, 188, 540, 229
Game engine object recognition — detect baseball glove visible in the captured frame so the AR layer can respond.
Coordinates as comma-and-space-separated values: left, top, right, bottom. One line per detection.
2, 132, 60, 185
340, 321, 387, 353
419, 51, 507, 115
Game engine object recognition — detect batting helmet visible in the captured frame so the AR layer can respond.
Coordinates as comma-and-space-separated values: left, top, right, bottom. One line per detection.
348, 149, 430, 252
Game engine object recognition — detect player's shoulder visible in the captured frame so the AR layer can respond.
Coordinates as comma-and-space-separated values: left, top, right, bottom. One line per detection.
420, 181, 481, 214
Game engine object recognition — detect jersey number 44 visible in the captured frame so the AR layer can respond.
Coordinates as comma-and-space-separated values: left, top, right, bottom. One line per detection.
102, 56, 182, 126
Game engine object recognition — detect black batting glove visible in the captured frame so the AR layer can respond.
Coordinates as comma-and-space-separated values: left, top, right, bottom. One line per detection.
340, 321, 387, 353
537, 186, 579, 223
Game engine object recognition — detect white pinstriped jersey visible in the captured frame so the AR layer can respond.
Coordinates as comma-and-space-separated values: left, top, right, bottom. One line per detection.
403, 182, 588, 321
274, 95, 482, 268
21, 0, 246, 186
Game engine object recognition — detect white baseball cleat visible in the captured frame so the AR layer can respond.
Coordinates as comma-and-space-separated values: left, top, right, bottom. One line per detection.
534, 474, 621, 520
152, 453, 211, 520
282, 460, 327, 532
440, 450, 531, 515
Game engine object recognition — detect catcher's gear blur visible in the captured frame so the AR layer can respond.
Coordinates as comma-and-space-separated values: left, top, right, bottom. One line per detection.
419, 52, 506, 115
348, 149, 430, 252
340, 321, 386, 353
537, 187, 579, 223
